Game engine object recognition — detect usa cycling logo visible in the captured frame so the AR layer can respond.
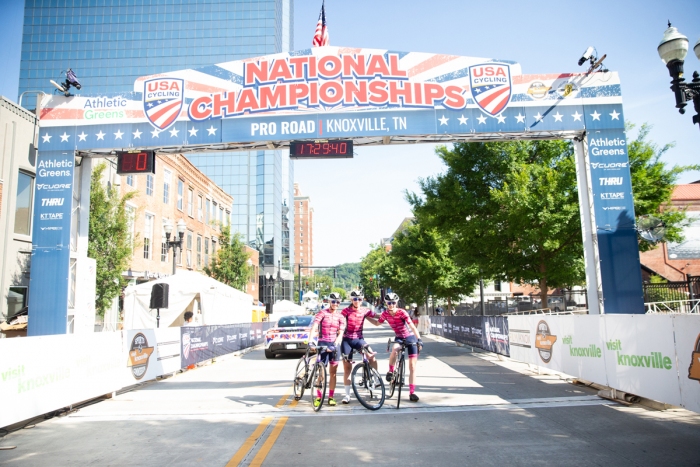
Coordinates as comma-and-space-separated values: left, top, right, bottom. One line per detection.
143, 78, 184, 130
469, 63, 512, 116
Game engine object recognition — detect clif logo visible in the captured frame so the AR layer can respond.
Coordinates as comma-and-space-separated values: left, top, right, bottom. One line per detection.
535, 320, 557, 363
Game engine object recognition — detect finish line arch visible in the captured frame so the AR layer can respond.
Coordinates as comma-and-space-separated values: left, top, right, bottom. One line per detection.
30, 46, 642, 335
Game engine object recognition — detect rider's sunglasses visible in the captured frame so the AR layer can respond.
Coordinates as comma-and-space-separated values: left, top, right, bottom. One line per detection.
330, 300, 341, 304
352, 297, 363, 301
386, 301, 397, 305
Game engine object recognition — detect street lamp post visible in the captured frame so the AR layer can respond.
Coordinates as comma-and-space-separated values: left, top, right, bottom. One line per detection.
164, 219, 187, 275
658, 22, 700, 129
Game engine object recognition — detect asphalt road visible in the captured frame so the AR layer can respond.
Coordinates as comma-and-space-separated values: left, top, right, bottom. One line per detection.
1, 327, 699, 466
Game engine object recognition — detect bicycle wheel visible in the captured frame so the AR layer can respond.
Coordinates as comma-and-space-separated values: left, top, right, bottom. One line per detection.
311, 362, 327, 412
388, 361, 397, 399
293, 358, 308, 401
351, 364, 385, 411
396, 355, 405, 409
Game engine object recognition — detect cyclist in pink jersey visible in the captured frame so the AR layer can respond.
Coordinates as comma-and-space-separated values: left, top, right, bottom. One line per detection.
309, 292, 346, 407
340, 290, 380, 404
378, 292, 422, 402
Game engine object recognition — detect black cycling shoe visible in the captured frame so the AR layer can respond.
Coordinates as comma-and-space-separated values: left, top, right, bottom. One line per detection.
409, 393, 419, 402
386, 372, 393, 382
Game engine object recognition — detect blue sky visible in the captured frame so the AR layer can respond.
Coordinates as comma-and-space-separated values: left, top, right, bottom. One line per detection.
0, 0, 698, 266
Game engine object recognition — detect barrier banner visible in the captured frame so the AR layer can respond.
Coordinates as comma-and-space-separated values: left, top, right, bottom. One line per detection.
671, 314, 700, 413
126, 328, 181, 382
430, 316, 509, 356
180, 322, 271, 367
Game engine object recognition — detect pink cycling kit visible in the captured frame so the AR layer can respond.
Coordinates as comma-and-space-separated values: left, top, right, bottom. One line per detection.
378, 309, 414, 339
341, 307, 377, 339
312, 309, 344, 365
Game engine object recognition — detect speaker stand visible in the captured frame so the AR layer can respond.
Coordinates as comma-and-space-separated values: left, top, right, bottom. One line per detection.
156, 308, 160, 328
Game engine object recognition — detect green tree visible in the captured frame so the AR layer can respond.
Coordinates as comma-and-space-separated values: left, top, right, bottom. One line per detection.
88, 162, 136, 316
408, 140, 584, 305
359, 245, 392, 300
314, 263, 361, 290
627, 123, 700, 251
203, 224, 253, 291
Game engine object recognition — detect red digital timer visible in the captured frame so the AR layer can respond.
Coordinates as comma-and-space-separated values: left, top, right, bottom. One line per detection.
289, 140, 353, 159
116, 150, 156, 175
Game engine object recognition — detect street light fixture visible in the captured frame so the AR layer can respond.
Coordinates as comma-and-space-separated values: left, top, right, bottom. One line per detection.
164, 219, 187, 275
658, 22, 700, 129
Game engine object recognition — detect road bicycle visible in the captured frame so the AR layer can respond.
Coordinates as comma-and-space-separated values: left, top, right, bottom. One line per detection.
346, 345, 385, 411
293, 343, 330, 412
386, 338, 421, 409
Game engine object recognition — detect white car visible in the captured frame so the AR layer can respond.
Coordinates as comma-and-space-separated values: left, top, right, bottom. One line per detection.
264, 315, 314, 359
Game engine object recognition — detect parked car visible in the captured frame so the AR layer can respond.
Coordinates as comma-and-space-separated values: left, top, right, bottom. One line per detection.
264, 315, 314, 359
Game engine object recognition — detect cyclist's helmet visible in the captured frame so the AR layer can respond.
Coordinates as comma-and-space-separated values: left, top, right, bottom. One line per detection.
328, 292, 341, 300
350, 290, 364, 298
384, 292, 400, 302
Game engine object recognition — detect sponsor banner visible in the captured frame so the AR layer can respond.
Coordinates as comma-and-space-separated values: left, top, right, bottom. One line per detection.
0, 332, 123, 428
670, 315, 700, 412
126, 328, 181, 382
430, 316, 509, 356
180, 322, 271, 367
32, 150, 73, 249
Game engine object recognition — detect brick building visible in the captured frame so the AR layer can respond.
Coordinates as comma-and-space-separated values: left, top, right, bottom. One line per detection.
294, 183, 313, 276
118, 154, 233, 282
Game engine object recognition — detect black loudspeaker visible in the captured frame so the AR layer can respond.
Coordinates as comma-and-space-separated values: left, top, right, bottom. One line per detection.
150, 283, 169, 309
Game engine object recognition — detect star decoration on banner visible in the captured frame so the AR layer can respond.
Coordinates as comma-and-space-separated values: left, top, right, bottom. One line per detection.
515, 113, 525, 123
188, 127, 199, 137
42, 133, 52, 143
496, 114, 506, 124
78, 132, 87, 142
170, 127, 180, 137
60, 132, 70, 142
438, 115, 448, 126
477, 115, 487, 125
534, 113, 543, 122
610, 110, 620, 120
114, 129, 124, 140
147, 102, 153, 108
458, 115, 468, 125
96, 131, 106, 141
572, 111, 583, 121
133, 129, 142, 139
553, 112, 563, 122
151, 129, 161, 138
207, 126, 217, 136
590, 111, 601, 121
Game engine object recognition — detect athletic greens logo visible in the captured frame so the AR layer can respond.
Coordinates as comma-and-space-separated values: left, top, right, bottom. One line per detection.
562, 335, 602, 358
606, 339, 673, 370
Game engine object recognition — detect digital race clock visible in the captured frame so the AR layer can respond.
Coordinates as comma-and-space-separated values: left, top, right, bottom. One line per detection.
289, 140, 353, 160
116, 150, 156, 175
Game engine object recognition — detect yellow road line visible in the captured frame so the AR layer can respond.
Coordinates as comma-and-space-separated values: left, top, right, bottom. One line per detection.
274, 387, 292, 408
249, 416, 289, 467
289, 397, 298, 408
225, 416, 273, 467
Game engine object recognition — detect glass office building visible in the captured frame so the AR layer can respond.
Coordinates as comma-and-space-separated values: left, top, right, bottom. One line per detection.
19, 0, 295, 302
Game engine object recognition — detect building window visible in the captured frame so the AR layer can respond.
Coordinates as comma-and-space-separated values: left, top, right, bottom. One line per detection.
126, 175, 135, 187
161, 240, 168, 263
198, 195, 203, 222
186, 231, 193, 268
143, 213, 154, 259
14, 171, 34, 235
163, 169, 171, 204
197, 235, 202, 268
187, 188, 194, 217
212, 201, 217, 226
219, 206, 224, 227
205, 237, 210, 267
146, 174, 153, 196
205, 199, 211, 225
177, 179, 184, 211
494, 280, 502, 292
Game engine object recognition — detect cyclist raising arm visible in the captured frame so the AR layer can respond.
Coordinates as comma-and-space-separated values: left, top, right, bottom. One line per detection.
309, 292, 346, 407
340, 290, 380, 404
378, 293, 422, 402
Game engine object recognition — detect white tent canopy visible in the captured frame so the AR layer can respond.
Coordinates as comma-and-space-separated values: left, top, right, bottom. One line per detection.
123, 270, 254, 329
302, 291, 318, 299
271, 300, 305, 318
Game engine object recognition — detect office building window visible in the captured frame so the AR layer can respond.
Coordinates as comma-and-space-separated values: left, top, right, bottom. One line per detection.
177, 179, 184, 211
146, 174, 154, 196
163, 169, 171, 204
143, 213, 154, 259
14, 171, 34, 235
197, 235, 202, 268
187, 188, 194, 217
198, 195, 203, 222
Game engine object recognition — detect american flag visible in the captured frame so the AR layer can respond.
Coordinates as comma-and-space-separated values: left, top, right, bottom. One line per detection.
312, 1, 329, 47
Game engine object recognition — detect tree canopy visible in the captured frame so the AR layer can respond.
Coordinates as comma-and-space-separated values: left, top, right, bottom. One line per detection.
203, 225, 253, 291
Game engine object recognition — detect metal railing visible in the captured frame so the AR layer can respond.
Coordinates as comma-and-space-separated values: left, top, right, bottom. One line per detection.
645, 299, 700, 314
502, 308, 589, 316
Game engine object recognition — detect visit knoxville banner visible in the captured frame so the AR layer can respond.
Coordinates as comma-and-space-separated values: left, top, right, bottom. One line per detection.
0, 332, 123, 428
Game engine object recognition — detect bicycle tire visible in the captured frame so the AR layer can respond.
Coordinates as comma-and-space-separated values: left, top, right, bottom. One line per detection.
293, 357, 307, 401
311, 362, 327, 412
388, 366, 397, 399
396, 355, 405, 409
351, 363, 385, 411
